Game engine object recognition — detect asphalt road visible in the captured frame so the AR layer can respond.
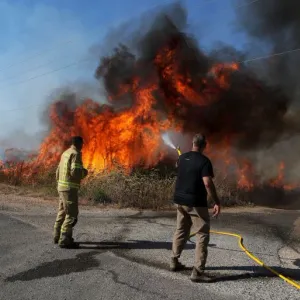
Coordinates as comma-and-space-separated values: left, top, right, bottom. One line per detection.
0, 195, 299, 300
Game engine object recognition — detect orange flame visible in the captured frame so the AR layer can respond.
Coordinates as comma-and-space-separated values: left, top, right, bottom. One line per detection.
0, 40, 297, 193
19, 46, 240, 175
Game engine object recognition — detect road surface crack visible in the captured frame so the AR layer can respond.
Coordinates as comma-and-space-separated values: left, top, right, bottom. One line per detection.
105, 268, 167, 298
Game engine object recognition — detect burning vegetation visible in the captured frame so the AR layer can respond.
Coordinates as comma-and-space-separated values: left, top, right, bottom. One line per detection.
1, 2, 299, 208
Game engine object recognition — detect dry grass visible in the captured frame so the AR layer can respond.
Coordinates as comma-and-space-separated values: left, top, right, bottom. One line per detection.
78, 168, 246, 209
79, 169, 176, 209
213, 171, 248, 206
0, 164, 246, 209
0, 163, 57, 198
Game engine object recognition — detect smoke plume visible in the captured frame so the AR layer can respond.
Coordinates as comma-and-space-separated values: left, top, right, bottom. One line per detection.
235, 0, 300, 105
3, 1, 300, 203
95, 3, 295, 151
230, 0, 300, 186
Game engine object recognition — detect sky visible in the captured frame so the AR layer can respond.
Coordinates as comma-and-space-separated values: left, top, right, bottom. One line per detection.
0, 0, 249, 150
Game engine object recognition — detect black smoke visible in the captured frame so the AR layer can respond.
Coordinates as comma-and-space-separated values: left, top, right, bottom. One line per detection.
231, 0, 300, 189
235, 0, 300, 104
95, 2, 296, 151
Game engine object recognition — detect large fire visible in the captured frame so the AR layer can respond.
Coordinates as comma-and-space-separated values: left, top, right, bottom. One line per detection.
0, 9, 298, 192
27, 61, 240, 174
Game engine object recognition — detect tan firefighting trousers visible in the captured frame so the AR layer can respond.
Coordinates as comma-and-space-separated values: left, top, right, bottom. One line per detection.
53, 189, 79, 245
172, 204, 210, 272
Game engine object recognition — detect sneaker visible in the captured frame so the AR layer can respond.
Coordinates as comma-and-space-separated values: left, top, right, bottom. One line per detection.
190, 268, 214, 283
170, 258, 186, 272
59, 242, 80, 249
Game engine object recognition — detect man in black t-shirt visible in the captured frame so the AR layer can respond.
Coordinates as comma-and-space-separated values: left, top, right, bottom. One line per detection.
170, 134, 221, 282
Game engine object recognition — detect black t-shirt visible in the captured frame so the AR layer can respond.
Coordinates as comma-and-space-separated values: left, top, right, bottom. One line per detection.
174, 151, 214, 207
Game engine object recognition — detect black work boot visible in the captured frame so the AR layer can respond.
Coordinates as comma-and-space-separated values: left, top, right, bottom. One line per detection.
59, 241, 80, 249
190, 267, 214, 283
59, 233, 79, 249
54, 237, 59, 244
170, 258, 186, 271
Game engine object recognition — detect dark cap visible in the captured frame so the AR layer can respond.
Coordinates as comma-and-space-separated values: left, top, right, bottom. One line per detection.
71, 136, 83, 146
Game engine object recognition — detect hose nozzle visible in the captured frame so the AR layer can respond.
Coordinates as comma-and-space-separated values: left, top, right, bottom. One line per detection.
176, 146, 181, 156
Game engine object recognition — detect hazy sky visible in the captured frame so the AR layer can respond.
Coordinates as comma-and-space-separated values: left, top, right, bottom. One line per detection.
0, 0, 248, 149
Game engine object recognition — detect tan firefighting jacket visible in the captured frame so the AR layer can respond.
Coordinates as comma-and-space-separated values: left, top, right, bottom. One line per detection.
56, 145, 88, 192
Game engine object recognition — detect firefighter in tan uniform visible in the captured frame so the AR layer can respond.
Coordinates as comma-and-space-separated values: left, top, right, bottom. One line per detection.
53, 136, 88, 249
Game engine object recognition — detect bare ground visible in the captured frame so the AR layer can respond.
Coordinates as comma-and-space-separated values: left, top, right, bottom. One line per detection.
0, 185, 299, 299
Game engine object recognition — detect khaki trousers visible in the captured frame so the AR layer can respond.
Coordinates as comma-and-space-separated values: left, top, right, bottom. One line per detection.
172, 204, 210, 271
53, 189, 79, 245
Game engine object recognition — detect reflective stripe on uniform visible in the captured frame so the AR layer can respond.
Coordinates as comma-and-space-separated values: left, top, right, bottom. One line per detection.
71, 163, 83, 169
62, 153, 70, 182
58, 180, 80, 189
57, 147, 84, 190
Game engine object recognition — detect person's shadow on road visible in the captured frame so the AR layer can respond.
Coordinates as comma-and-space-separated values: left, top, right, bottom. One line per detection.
4, 241, 212, 282
204, 265, 300, 282
5, 251, 100, 282
78, 240, 216, 250
78, 240, 300, 283
5, 240, 299, 284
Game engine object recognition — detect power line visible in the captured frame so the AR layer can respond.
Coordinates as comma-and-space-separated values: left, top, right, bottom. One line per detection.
0, 0, 176, 73
0, 39, 75, 72
0, 104, 45, 113
0, 53, 74, 84
0, 57, 92, 89
0, 0, 250, 76
0, 0, 258, 83
0, 1, 221, 85
242, 48, 300, 63
0, 46, 299, 113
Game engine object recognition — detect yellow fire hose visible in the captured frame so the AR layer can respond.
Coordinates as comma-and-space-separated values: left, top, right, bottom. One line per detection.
190, 231, 300, 290
176, 147, 299, 290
